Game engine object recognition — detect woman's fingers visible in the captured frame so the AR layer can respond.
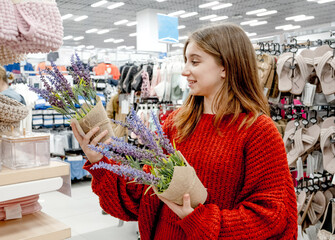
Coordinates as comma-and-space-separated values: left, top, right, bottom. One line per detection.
83, 127, 100, 145
90, 129, 108, 146
70, 123, 83, 143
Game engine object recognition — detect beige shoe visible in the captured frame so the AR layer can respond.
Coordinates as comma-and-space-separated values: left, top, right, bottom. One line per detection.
321, 117, 335, 174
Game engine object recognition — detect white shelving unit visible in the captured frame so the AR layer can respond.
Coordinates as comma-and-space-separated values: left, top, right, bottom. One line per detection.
0, 161, 71, 240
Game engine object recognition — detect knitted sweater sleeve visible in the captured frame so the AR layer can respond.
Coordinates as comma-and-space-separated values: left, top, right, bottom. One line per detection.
83, 157, 145, 221
176, 116, 297, 239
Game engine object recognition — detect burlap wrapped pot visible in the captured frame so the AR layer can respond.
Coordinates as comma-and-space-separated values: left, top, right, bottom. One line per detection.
70, 98, 114, 143
0, 94, 28, 133
153, 151, 208, 208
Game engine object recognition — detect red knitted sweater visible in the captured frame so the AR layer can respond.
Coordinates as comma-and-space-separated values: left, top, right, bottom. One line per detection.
84, 112, 298, 240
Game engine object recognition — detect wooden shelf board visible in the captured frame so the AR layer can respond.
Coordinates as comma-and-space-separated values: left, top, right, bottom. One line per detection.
0, 161, 70, 186
0, 211, 71, 240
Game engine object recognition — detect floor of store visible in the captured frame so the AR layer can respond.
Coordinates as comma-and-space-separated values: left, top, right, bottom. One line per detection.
39, 179, 138, 240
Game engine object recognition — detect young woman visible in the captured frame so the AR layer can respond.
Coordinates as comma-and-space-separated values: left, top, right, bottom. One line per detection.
71, 23, 297, 239
0, 66, 26, 105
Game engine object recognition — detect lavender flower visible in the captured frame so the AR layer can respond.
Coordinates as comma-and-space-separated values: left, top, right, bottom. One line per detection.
113, 109, 165, 158
75, 53, 91, 85
101, 137, 160, 164
151, 111, 175, 154
28, 55, 96, 120
90, 161, 161, 186
88, 144, 128, 164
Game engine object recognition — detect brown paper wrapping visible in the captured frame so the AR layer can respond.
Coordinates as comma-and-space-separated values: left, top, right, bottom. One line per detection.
153, 151, 208, 208
70, 98, 114, 143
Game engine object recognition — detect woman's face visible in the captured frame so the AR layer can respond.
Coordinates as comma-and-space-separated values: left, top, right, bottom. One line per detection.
182, 41, 225, 99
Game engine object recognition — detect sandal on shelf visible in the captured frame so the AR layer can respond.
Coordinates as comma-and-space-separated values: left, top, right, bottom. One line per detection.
278, 52, 314, 95
314, 46, 335, 96
324, 188, 335, 203
278, 52, 295, 93
297, 191, 307, 215
257, 53, 273, 88
307, 191, 327, 225
285, 123, 320, 167
299, 192, 315, 226
321, 117, 335, 174
317, 200, 335, 240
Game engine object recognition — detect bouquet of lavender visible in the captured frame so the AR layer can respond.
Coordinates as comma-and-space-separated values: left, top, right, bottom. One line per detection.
29, 54, 114, 142
29, 54, 96, 120
89, 109, 207, 208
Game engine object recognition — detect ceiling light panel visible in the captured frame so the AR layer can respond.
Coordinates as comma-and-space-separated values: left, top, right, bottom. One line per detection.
317, 0, 335, 3
256, 10, 277, 16
245, 32, 257, 37
177, 25, 186, 29
212, 3, 233, 10
126, 21, 137, 26
91, 0, 108, 7
114, 39, 124, 43
73, 36, 84, 41
240, 20, 258, 25
168, 10, 186, 16
294, 16, 315, 21
199, 1, 219, 8
74, 15, 88, 21
249, 21, 267, 26
180, 12, 198, 18
129, 33, 137, 37
63, 35, 73, 40
61, 14, 73, 20
85, 28, 98, 33
114, 19, 128, 25
107, 2, 124, 9
97, 29, 110, 34
199, 15, 217, 20
246, 8, 267, 15
104, 38, 114, 42
210, 16, 229, 21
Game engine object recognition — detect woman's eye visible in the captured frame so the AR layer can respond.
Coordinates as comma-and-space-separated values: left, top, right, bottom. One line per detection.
191, 60, 199, 65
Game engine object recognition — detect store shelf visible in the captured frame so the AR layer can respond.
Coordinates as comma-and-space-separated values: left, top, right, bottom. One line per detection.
0, 177, 63, 202
0, 211, 71, 240
0, 161, 69, 187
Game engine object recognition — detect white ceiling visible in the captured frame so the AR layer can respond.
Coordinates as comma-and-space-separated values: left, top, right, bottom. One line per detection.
58, 0, 335, 51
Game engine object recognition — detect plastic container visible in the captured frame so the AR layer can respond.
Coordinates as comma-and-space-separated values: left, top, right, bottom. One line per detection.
0, 133, 50, 169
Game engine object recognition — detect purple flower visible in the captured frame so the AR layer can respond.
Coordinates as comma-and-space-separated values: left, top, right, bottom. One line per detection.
113, 109, 165, 158
90, 161, 161, 186
100, 137, 160, 164
49, 62, 75, 100
75, 53, 91, 85
151, 111, 175, 154
88, 144, 128, 164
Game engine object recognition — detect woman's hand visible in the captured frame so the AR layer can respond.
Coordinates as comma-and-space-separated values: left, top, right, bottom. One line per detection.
71, 123, 111, 163
158, 194, 194, 219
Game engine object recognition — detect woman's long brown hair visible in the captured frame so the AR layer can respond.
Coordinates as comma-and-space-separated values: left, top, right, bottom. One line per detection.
174, 23, 270, 142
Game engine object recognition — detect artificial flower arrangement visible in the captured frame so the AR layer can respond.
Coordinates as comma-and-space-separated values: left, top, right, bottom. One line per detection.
29, 54, 114, 141
89, 109, 208, 208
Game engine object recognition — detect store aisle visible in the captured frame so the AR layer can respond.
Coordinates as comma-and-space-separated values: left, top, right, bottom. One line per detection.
39, 180, 138, 240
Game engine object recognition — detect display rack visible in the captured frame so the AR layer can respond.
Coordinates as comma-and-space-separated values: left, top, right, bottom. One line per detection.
0, 161, 71, 240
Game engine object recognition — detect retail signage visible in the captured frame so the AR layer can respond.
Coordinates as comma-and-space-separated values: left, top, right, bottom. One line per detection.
157, 14, 178, 44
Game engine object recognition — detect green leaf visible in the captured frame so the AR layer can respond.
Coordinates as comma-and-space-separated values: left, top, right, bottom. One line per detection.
144, 185, 153, 195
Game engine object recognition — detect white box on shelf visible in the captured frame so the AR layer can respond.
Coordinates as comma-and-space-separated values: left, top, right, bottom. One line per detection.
0, 133, 50, 170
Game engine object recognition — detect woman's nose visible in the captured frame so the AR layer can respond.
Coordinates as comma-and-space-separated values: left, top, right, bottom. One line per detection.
181, 66, 190, 77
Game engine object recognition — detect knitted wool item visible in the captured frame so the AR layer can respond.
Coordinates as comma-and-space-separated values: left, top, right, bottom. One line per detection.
8, 0, 63, 54
0, 0, 18, 43
0, 46, 25, 66
0, 94, 28, 133
84, 111, 298, 240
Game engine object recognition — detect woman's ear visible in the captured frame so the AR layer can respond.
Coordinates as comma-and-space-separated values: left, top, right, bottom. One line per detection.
221, 67, 226, 79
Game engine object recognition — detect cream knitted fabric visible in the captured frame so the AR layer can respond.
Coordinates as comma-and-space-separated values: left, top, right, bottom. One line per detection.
0, 94, 28, 133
